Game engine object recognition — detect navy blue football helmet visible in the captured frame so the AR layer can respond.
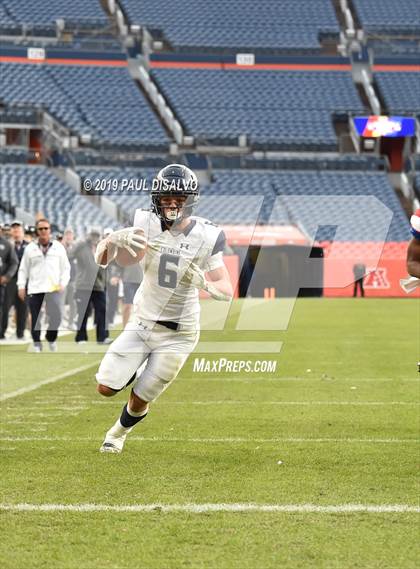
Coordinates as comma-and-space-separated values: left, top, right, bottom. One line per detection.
151, 164, 199, 224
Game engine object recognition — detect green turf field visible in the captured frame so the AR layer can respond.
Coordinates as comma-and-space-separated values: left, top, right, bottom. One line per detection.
0, 299, 419, 569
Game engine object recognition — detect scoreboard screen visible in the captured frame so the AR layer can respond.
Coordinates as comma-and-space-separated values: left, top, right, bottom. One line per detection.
353, 116, 416, 138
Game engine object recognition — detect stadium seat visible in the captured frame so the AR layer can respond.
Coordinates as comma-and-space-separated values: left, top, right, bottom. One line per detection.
353, 0, 420, 36
151, 68, 365, 150
0, 165, 116, 235
0, 62, 170, 151
0, 0, 108, 35
76, 167, 409, 240
119, 0, 340, 54
374, 72, 420, 115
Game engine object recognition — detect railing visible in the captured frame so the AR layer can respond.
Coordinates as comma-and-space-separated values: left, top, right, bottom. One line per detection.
360, 69, 381, 115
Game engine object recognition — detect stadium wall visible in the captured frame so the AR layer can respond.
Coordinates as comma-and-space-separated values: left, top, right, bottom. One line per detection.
323, 242, 416, 298
1, 46, 418, 71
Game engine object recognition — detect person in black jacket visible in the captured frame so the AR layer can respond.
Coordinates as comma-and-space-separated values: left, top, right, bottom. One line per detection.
69, 227, 111, 344
0, 233, 19, 339
352, 262, 366, 297
1, 220, 29, 339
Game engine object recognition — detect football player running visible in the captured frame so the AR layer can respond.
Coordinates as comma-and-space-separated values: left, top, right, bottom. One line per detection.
400, 208, 420, 293
94, 164, 233, 453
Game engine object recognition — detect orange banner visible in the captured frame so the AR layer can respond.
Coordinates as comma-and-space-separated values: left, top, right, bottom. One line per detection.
324, 258, 418, 297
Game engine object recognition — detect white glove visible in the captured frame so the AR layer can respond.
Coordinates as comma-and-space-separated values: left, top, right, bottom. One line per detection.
181, 261, 207, 289
181, 262, 230, 301
107, 228, 147, 258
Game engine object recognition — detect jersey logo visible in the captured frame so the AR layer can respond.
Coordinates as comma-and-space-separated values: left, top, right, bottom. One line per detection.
180, 242, 190, 250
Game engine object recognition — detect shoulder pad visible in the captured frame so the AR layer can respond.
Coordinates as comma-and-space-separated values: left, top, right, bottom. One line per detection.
191, 215, 219, 228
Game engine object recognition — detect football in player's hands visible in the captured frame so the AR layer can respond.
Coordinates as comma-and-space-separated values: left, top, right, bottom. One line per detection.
114, 229, 147, 266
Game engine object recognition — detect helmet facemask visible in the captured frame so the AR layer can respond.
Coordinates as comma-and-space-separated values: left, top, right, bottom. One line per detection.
151, 164, 199, 226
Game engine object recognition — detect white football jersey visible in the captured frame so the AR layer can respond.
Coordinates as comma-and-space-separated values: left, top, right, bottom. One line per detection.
132, 209, 225, 327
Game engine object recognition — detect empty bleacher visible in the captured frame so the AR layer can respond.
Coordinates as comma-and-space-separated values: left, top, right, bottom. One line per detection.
234, 155, 388, 171
0, 62, 170, 151
269, 170, 409, 241
120, 0, 339, 54
0, 165, 116, 234
77, 166, 286, 225
76, 166, 409, 240
0, 148, 32, 164
352, 0, 420, 58
151, 68, 365, 150
352, 0, 420, 36
77, 166, 153, 215
0, 209, 13, 224
0, 0, 107, 36
374, 72, 420, 115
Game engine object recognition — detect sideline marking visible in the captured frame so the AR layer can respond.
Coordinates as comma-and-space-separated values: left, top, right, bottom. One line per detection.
182, 377, 420, 382
0, 362, 100, 402
0, 503, 418, 514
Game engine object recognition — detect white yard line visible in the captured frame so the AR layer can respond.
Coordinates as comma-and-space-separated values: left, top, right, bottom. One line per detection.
88, 400, 419, 407
195, 342, 283, 353
0, 362, 100, 402
24, 399, 419, 408
5, 421, 54, 425
0, 436, 418, 444
0, 503, 418, 514
12, 400, 418, 410
183, 377, 420, 382
158, 400, 419, 406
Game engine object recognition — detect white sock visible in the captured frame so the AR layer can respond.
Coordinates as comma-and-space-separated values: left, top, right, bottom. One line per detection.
127, 403, 149, 417
107, 418, 132, 437
107, 404, 149, 437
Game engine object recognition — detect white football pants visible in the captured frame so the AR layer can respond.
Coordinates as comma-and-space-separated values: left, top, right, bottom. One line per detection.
96, 319, 199, 402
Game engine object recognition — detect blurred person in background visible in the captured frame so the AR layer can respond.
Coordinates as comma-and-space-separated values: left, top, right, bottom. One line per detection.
121, 261, 143, 328
352, 262, 366, 298
24, 225, 37, 242
1, 220, 29, 340
0, 229, 18, 340
62, 228, 77, 330
103, 228, 122, 332
1, 223, 11, 241
17, 218, 70, 352
69, 227, 111, 345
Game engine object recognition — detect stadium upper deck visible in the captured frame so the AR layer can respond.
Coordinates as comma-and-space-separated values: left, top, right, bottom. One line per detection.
119, 0, 340, 55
